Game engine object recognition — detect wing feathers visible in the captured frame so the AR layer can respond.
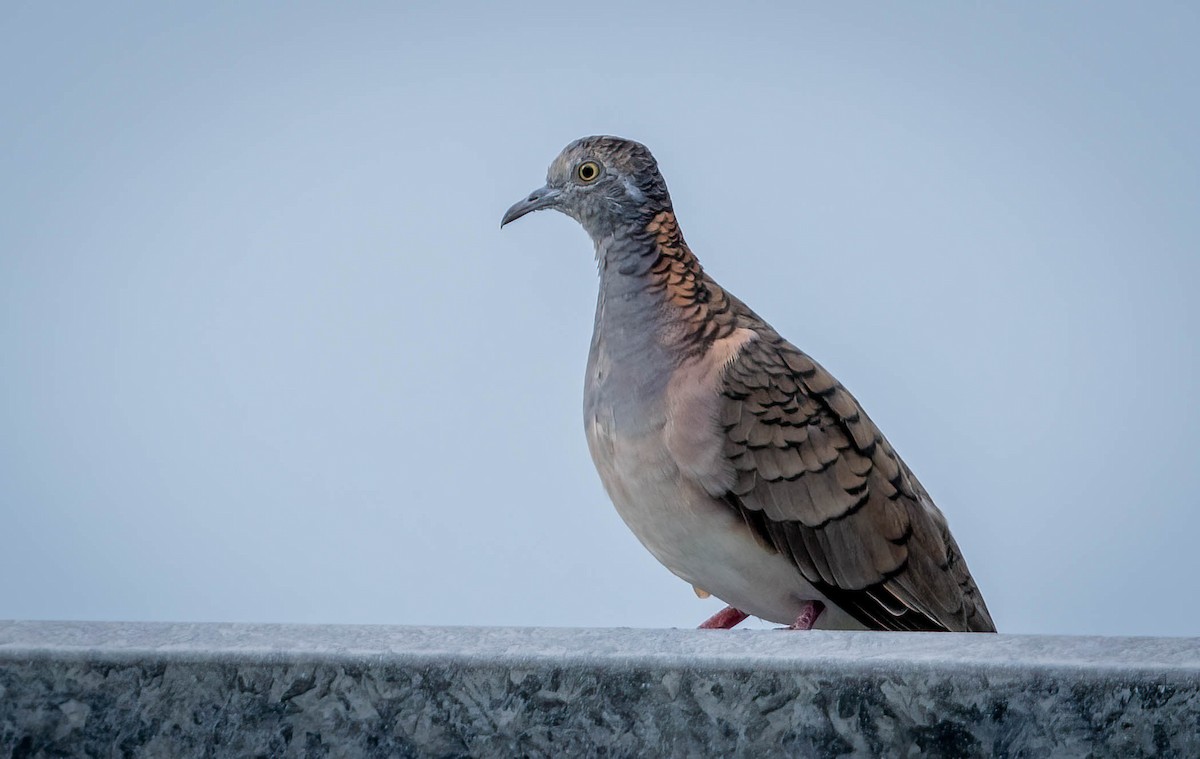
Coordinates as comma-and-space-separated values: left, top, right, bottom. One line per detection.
707, 312, 995, 633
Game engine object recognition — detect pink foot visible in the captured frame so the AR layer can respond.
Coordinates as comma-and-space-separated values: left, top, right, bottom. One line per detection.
788, 601, 825, 630
698, 605, 750, 629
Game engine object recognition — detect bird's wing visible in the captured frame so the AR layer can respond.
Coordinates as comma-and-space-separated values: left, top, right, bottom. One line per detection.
701, 315, 995, 632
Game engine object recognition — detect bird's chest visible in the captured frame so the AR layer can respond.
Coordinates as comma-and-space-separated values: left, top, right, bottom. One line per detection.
584, 337, 674, 501
584, 397, 705, 578
583, 334, 713, 570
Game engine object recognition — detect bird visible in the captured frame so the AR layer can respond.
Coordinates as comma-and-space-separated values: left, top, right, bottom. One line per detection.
501, 136, 995, 632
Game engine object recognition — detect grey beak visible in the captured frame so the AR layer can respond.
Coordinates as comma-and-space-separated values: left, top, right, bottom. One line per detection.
501, 185, 561, 228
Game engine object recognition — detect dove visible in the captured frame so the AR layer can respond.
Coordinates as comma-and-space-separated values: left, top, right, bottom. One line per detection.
502, 136, 995, 632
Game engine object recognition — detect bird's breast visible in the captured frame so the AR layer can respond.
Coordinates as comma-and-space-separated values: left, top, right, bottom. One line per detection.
583, 397, 709, 575
583, 330, 864, 629
584, 331, 691, 561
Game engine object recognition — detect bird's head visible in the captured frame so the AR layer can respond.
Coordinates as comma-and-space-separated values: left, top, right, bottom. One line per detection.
501, 136, 672, 241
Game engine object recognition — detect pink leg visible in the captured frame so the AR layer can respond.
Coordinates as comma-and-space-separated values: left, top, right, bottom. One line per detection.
788, 601, 826, 630
698, 605, 750, 629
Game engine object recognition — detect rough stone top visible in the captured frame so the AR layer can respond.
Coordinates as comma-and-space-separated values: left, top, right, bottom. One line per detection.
1, 620, 1197, 678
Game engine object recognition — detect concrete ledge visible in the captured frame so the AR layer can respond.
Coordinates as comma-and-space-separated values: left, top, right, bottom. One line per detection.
1, 622, 1197, 757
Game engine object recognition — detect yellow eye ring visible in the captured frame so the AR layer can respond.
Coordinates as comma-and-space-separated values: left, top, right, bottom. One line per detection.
576, 161, 601, 183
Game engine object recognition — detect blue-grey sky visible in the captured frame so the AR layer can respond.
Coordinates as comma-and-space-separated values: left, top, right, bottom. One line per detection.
2, 3, 1197, 636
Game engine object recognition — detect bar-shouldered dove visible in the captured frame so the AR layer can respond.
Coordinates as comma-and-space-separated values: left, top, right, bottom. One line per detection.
502, 136, 995, 632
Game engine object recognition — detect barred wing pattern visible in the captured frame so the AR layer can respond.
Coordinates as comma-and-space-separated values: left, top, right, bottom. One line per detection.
718, 319, 995, 632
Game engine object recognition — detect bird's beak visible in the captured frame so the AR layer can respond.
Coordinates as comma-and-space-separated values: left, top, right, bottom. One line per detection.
501, 185, 562, 228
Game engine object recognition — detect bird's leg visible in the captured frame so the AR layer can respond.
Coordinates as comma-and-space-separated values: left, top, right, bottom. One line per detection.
788, 601, 826, 630
698, 605, 749, 630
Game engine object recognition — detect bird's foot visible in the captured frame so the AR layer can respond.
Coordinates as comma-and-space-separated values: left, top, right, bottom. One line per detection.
787, 601, 826, 630
698, 605, 749, 630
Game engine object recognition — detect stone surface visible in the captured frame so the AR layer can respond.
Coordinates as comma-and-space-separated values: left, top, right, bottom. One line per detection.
1, 621, 1197, 757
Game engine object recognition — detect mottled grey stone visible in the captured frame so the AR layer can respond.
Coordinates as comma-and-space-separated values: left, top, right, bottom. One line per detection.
0, 621, 1197, 757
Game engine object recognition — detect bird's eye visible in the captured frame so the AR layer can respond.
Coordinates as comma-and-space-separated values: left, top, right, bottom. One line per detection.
576, 161, 601, 183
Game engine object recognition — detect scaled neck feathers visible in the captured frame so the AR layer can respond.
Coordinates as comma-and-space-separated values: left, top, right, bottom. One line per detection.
596, 211, 741, 358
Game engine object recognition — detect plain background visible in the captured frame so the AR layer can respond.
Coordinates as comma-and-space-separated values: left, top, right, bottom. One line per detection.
2, 3, 1197, 636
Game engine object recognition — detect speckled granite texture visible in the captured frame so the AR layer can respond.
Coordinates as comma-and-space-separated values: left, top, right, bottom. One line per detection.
0, 622, 1197, 757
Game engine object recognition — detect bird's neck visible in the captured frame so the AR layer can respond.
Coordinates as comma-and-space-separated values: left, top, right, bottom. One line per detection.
592, 211, 734, 360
